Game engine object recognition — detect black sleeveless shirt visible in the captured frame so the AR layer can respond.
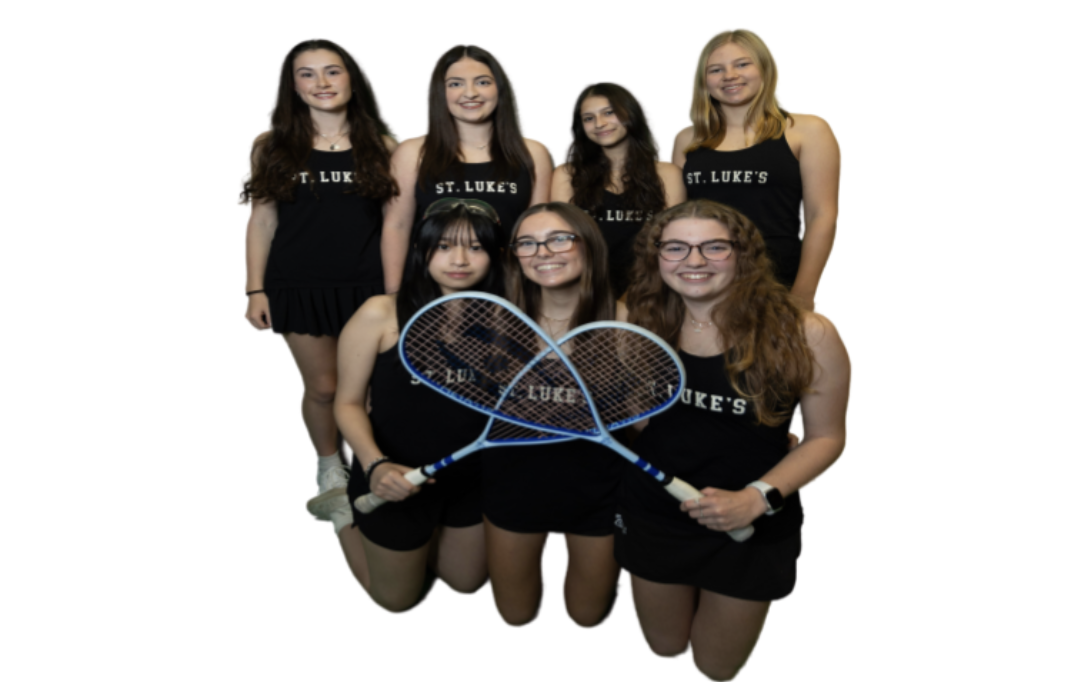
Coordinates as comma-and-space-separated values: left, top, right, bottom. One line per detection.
620, 350, 802, 542
683, 137, 803, 287
265, 150, 384, 289
586, 191, 653, 297
414, 161, 533, 242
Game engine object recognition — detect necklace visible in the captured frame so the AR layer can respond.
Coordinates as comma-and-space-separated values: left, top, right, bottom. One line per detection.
540, 314, 571, 338
689, 315, 714, 333
318, 127, 349, 151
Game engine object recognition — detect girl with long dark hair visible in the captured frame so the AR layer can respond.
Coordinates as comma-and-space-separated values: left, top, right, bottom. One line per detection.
552, 83, 685, 297
380, 45, 552, 292
329, 200, 505, 611
673, 30, 840, 310
242, 40, 397, 516
482, 202, 625, 628
617, 199, 850, 679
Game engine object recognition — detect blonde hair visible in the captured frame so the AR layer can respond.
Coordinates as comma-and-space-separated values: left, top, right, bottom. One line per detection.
686, 30, 792, 153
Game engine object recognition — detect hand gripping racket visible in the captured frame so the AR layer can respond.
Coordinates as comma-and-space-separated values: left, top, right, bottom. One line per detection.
354, 293, 576, 514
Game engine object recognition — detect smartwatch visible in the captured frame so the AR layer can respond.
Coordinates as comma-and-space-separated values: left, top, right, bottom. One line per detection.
746, 480, 784, 515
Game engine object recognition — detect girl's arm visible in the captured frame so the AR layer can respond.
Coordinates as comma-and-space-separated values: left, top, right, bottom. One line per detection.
380, 137, 425, 294
657, 161, 687, 208
672, 127, 696, 167
684, 312, 850, 530
791, 115, 840, 311
550, 163, 574, 203
526, 139, 554, 205
334, 295, 423, 502
244, 134, 277, 330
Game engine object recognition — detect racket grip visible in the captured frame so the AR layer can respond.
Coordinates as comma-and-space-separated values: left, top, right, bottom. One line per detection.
663, 477, 755, 543
353, 467, 430, 515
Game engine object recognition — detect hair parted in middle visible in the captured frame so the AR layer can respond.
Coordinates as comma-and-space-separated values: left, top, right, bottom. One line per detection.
396, 201, 506, 329
626, 199, 813, 426
418, 45, 535, 188
566, 83, 667, 217
685, 29, 793, 154
505, 202, 615, 328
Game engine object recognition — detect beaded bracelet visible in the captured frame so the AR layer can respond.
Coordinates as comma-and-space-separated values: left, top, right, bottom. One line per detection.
364, 457, 391, 482
246, 289, 264, 296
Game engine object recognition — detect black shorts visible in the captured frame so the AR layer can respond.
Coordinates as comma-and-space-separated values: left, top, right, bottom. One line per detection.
481, 441, 622, 536
614, 508, 801, 601
348, 455, 483, 552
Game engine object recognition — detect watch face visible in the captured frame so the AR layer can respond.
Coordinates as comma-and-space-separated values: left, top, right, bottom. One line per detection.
766, 488, 785, 511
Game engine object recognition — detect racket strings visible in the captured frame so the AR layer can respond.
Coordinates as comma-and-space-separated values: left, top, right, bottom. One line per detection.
496, 352, 598, 434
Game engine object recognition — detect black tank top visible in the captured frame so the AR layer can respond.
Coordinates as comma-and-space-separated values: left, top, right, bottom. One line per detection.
682, 137, 802, 287
587, 191, 653, 296
414, 161, 534, 241
266, 150, 384, 288
621, 350, 802, 541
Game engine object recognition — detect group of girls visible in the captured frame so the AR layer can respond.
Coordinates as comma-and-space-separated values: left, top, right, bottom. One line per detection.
242, 31, 849, 681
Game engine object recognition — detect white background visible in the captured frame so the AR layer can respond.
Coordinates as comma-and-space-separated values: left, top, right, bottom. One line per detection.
2, 1, 1086, 680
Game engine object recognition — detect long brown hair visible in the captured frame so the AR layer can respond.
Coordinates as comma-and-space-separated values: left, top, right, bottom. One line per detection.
418, 45, 534, 188
566, 83, 665, 215
626, 200, 813, 425
505, 203, 615, 328
685, 30, 793, 154
241, 39, 397, 204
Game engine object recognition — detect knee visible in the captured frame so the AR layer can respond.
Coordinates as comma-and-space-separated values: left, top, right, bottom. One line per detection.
304, 379, 337, 405
566, 597, 613, 628
496, 601, 539, 627
693, 654, 744, 681
444, 574, 488, 595
645, 635, 689, 658
366, 586, 420, 614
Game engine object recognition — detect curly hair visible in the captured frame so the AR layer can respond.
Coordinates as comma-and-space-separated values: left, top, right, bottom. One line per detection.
685, 30, 793, 154
626, 200, 812, 425
241, 39, 397, 204
566, 83, 665, 216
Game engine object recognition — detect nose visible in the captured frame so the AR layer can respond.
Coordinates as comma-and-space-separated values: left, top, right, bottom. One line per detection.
595, 113, 607, 128
451, 245, 470, 264
317, 71, 330, 87
684, 245, 708, 266
465, 82, 478, 99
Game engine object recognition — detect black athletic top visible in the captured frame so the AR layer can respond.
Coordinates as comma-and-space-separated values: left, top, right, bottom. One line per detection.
346, 344, 487, 501
586, 191, 653, 297
414, 161, 534, 241
683, 136, 803, 287
620, 350, 802, 542
265, 150, 384, 289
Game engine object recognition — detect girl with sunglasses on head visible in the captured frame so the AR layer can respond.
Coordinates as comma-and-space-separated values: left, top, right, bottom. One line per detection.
673, 30, 840, 311
552, 83, 685, 298
327, 200, 505, 611
482, 202, 625, 628
617, 199, 850, 680
241, 40, 397, 517
381, 45, 552, 293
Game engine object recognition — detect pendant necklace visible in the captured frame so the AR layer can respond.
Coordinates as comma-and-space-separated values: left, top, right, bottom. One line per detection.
318, 127, 349, 151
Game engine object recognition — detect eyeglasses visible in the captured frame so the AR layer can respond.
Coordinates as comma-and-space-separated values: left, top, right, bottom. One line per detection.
655, 240, 736, 261
511, 234, 579, 257
423, 198, 501, 224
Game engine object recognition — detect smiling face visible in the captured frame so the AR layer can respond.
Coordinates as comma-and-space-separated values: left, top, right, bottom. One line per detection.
705, 42, 762, 109
444, 57, 498, 124
427, 223, 491, 295
580, 95, 628, 148
513, 212, 585, 290
658, 217, 737, 304
293, 49, 351, 112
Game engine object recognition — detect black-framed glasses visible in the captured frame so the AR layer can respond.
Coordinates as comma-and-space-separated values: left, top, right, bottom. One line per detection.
423, 198, 501, 224
655, 240, 736, 261
511, 234, 579, 257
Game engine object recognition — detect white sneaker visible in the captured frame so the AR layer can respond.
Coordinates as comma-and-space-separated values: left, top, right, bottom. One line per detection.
307, 465, 350, 520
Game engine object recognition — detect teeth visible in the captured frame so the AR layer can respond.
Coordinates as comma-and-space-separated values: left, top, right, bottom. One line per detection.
680, 273, 710, 280
536, 264, 563, 271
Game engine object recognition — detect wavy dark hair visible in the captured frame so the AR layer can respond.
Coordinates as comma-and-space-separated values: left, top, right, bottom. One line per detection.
626, 200, 813, 426
396, 205, 506, 328
505, 203, 614, 328
566, 83, 665, 216
241, 39, 397, 204
418, 45, 534, 188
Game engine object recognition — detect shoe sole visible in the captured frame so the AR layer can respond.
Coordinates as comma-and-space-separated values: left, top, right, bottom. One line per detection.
306, 488, 349, 520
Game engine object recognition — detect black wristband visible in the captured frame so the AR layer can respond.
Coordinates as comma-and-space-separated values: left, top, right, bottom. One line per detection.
364, 457, 391, 482
246, 289, 265, 296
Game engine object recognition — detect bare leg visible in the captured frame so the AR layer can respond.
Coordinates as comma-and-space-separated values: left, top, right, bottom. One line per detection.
484, 517, 548, 626
689, 590, 770, 681
563, 533, 620, 627
433, 523, 488, 594
336, 523, 431, 613
631, 575, 699, 656
284, 333, 340, 456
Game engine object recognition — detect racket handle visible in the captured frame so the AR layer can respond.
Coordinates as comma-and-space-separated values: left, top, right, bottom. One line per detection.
353, 467, 429, 515
663, 477, 755, 543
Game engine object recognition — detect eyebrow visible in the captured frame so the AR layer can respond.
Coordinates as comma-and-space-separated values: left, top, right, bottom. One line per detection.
296, 64, 343, 73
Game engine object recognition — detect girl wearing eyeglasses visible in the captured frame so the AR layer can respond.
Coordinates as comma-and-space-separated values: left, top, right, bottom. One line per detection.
482, 202, 625, 628
552, 83, 685, 298
618, 199, 850, 679
380, 45, 552, 293
325, 200, 506, 612
673, 30, 840, 311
